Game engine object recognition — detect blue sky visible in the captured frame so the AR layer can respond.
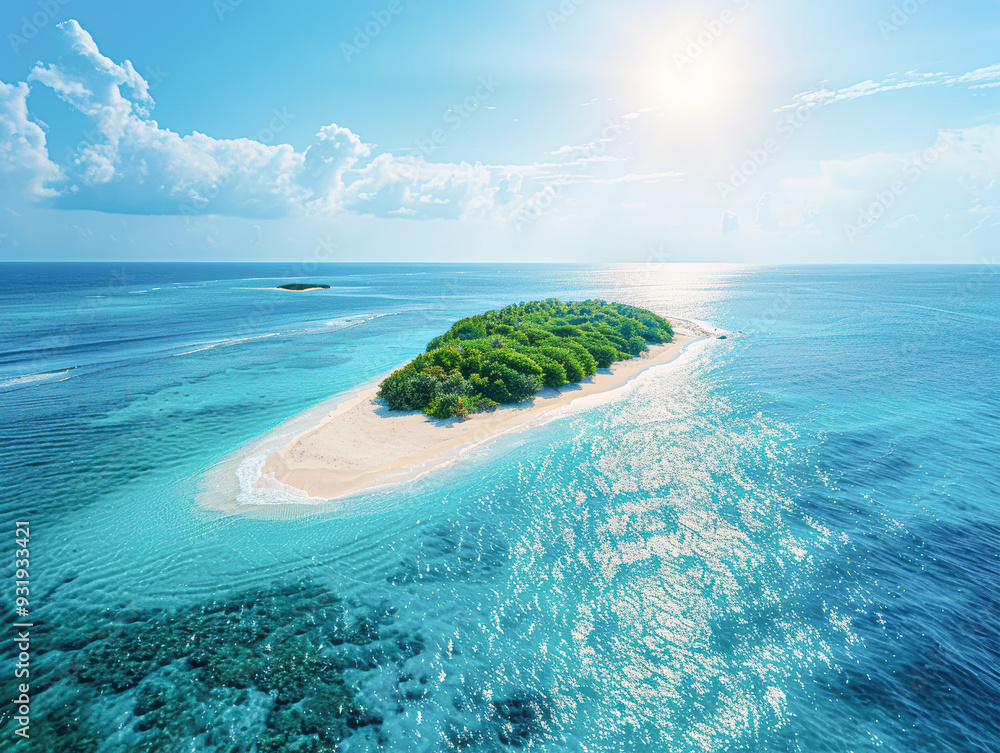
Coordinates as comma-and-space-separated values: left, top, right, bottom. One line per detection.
1, 0, 999, 262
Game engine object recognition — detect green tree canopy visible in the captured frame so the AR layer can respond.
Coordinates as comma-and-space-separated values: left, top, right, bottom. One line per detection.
378, 300, 673, 419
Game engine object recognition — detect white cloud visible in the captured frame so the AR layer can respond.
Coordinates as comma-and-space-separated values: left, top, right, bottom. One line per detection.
0, 80, 62, 200
765, 125, 1000, 240
721, 210, 739, 233
299, 124, 372, 208
0, 20, 677, 227
587, 171, 683, 185
776, 63, 1000, 112
755, 192, 777, 232
3, 20, 518, 221
622, 107, 658, 120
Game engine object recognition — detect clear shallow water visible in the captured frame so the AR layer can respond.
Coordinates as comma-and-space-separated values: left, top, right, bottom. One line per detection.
0, 263, 997, 752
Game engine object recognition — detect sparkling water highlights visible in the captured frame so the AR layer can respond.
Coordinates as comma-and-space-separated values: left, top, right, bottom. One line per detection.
1, 263, 997, 752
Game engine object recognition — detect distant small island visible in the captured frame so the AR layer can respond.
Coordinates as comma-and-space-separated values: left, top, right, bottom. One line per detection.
378, 299, 673, 419
276, 283, 331, 291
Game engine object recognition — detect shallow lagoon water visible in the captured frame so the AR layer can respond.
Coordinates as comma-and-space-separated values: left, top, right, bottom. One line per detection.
1, 263, 997, 752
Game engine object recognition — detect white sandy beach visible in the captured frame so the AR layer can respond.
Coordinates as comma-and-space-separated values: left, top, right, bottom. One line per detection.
252, 320, 711, 502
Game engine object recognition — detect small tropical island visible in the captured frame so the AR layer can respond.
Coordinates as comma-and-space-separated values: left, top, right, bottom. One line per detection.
276, 283, 332, 291
379, 299, 673, 419
251, 301, 708, 502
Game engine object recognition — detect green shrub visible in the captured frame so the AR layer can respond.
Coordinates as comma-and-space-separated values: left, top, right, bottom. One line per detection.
424, 394, 470, 419
468, 395, 500, 413
580, 340, 620, 368
377, 371, 440, 411
562, 341, 598, 376
449, 319, 487, 341
627, 335, 647, 356
428, 346, 463, 372
504, 371, 544, 402
440, 373, 474, 396
489, 350, 543, 376
527, 352, 568, 388
482, 378, 511, 404
537, 346, 585, 382
379, 300, 672, 418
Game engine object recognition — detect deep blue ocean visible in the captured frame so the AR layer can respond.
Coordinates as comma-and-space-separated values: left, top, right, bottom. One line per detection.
1, 263, 997, 752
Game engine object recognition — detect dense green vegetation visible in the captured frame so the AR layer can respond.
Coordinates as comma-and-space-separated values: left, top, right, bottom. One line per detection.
277, 283, 331, 291
378, 299, 672, 419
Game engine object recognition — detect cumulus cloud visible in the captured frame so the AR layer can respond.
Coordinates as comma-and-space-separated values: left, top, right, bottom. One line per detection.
0, 20, 518, 220
337, 155, 524, 220
18, 21, 339, 216
299, 124, 371, 208
0, 80, 62, 200
0, 20, 674, 225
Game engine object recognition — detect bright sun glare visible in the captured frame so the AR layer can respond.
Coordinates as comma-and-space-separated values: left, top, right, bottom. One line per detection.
637, 42, 748, 135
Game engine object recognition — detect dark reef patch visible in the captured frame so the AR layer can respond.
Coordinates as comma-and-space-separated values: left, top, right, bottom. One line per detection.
0, 582, 417, 753
491, 690, 554, 747
387, 520, 511, 585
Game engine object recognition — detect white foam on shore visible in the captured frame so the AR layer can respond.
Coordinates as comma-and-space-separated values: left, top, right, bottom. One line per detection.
235, 450, 320, 506
198, 376, 395, 511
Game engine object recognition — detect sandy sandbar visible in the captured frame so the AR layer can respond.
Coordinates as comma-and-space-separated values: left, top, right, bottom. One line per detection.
252, 320, 712, 502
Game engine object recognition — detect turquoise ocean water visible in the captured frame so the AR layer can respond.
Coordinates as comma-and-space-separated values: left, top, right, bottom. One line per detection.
0, 263, 997, 752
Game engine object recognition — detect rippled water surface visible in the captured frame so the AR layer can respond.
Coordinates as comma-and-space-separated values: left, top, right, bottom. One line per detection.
1, 263, 997, 752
